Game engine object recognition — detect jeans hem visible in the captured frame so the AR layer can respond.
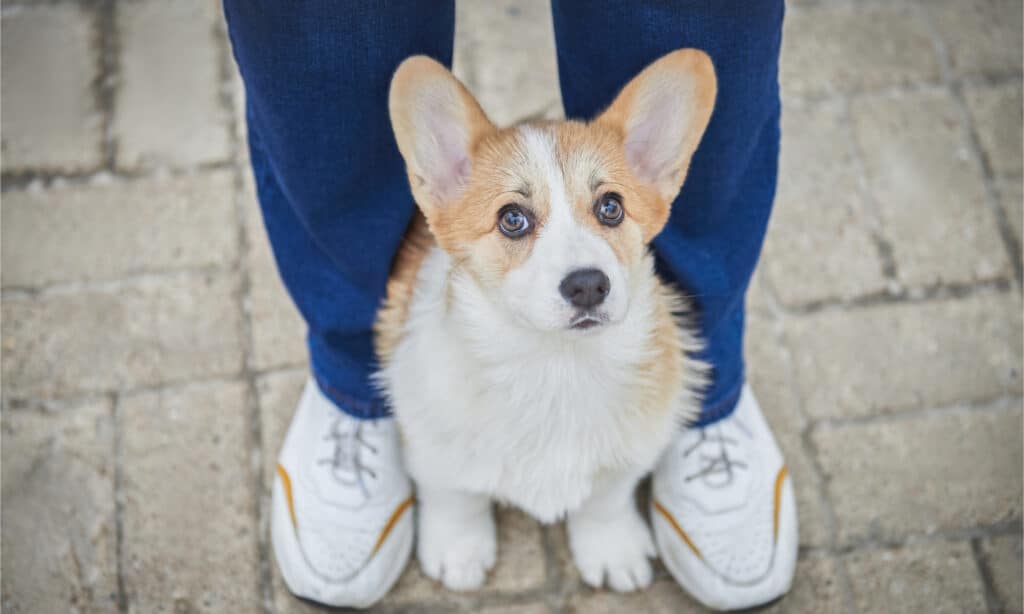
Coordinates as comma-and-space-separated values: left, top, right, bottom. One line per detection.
688, 378, 744, 428
311, 372, 391, 420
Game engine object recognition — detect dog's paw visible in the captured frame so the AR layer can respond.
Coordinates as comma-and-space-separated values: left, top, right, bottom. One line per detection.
568, 509, 656, 593
417, 506, 497, 591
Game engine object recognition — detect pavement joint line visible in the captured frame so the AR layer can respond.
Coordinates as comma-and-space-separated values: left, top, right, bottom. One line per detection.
808, 395, 1024, 432
836, 95, 902, 284
773, 277, 1017, 317
94, 0, 118, 172
0, 159, 236, 192
914, 1, 1024, 288
970, 538, 1004, 614
831, 519, 1023, 556
111, 391, 129, 613
0, 264, 239, 297
214, 13, 276, 613
1, 365, 312, 412
781, 72, 1023, 107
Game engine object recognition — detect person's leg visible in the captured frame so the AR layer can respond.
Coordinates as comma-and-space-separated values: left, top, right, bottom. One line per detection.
552, 0, 782, 425
223, 1, 454, 607
226, 0, 455, 418
552, 3, 796, 610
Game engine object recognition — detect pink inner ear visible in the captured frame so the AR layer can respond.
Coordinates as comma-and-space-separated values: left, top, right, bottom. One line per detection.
623, 90, 682, 186
421, 100, 471, 202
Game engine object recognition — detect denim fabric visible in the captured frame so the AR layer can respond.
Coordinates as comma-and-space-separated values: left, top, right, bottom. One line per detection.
223, 1, 783, 423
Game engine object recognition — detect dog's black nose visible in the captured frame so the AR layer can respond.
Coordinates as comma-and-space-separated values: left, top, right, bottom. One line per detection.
559, 268, 610, 309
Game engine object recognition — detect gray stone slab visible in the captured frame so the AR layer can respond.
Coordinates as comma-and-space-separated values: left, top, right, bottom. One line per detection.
964, 81, 1023, 177
844, 541, 988, 614
453, 0, 562, 126
781, 5, 940, 97
256, 369, 305, 492
113, 0, 230, 169
980, 534, 1023, 613
2, 171, 237, 288
851, 89, 1011, 287
787, 293, 1022, 419
2, 273, 244, 400
120, 381, 260, 612
926, 0, 1023, 78
813, 407, 1022, 545
1, 4, 103, 173
763, 98, 888, 306
1, 401, 119, 612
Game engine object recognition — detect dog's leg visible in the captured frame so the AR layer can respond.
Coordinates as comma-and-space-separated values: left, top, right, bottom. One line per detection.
416, 484, 496, 591
568, 470, 655, 592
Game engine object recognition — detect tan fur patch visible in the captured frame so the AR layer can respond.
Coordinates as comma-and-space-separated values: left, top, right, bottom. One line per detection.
374, 210, 434, 363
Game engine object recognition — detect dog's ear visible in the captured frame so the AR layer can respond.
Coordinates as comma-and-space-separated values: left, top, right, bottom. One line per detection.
389, 56, 495, 216
597, 49, 717, 205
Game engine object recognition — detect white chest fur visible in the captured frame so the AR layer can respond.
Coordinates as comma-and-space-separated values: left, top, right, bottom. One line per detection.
377, 248, 688, 522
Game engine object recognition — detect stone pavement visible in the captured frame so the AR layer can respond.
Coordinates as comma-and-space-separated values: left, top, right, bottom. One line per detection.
1, 0, 1021, 612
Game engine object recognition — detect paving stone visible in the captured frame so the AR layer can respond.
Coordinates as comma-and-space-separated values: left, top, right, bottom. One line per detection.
566, 579, 702, 614
813, 407, 1022, 545
980, 534, 1023, 613
788, 293, 1022, 419
997, 177, 1023, 250
243, 173, 308, 370
113, 0, 230, 169
844, 541, 988, 614
385, 506, 547, 605
763, 556, 845, 614
0, 4, 103, 173
747, 312, 830, 548
763, 99, 888, 306
781, 5, 940, 97
925, 0, 1023, 78
2, 273, 244, 400
477, 603, 550, 614
851, 90, 1011, 286
453, 0, 562, 126
1, 401, 118, 613
121, 381, 259, 612
2, 171, 236, 288
964, 81, 1023, 177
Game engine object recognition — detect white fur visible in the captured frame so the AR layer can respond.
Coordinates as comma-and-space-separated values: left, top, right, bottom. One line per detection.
376, 128, 693, 592
500, 128, 630, 331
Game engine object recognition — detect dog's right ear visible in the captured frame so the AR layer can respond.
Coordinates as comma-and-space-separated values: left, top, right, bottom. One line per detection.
389, 56, 495, 216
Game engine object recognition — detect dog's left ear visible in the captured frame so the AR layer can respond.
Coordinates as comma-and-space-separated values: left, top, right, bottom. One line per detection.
597, 49, 717, 205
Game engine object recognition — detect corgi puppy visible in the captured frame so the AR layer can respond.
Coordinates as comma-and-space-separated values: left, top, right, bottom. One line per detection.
377, 49, 716, 593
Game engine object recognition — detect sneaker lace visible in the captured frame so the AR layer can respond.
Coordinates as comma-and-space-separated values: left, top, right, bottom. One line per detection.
316, 417, 379, 497
682, 427, 748, 487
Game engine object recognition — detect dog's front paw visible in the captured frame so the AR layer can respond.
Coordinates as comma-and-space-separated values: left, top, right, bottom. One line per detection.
568, 509, 656, 593
417, 504, 497, 591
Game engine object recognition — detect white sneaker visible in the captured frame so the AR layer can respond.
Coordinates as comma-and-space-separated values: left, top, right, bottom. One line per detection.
271, 379, 414, 608
651, 385, 798, 611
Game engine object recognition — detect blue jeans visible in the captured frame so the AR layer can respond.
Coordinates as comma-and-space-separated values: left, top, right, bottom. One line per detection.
223, 1, 783, 425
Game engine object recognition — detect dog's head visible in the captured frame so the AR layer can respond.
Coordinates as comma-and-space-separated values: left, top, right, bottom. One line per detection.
389, 50, 716, 333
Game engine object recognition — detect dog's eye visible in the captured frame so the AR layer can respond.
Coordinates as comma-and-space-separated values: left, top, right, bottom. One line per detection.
595, 194, 625, 226
498, 205, 531, 238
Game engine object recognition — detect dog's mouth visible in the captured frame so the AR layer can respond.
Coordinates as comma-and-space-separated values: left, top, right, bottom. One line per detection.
568, 313, 608, 330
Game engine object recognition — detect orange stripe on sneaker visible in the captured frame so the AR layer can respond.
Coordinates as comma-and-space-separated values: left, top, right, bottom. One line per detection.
773, 465, 789, 541
372, 496, 415, 555
276, 464, 297, 530
653, 500, 702, 560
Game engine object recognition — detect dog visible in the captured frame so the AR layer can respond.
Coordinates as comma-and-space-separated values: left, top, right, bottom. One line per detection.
375, 49, 716, 593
